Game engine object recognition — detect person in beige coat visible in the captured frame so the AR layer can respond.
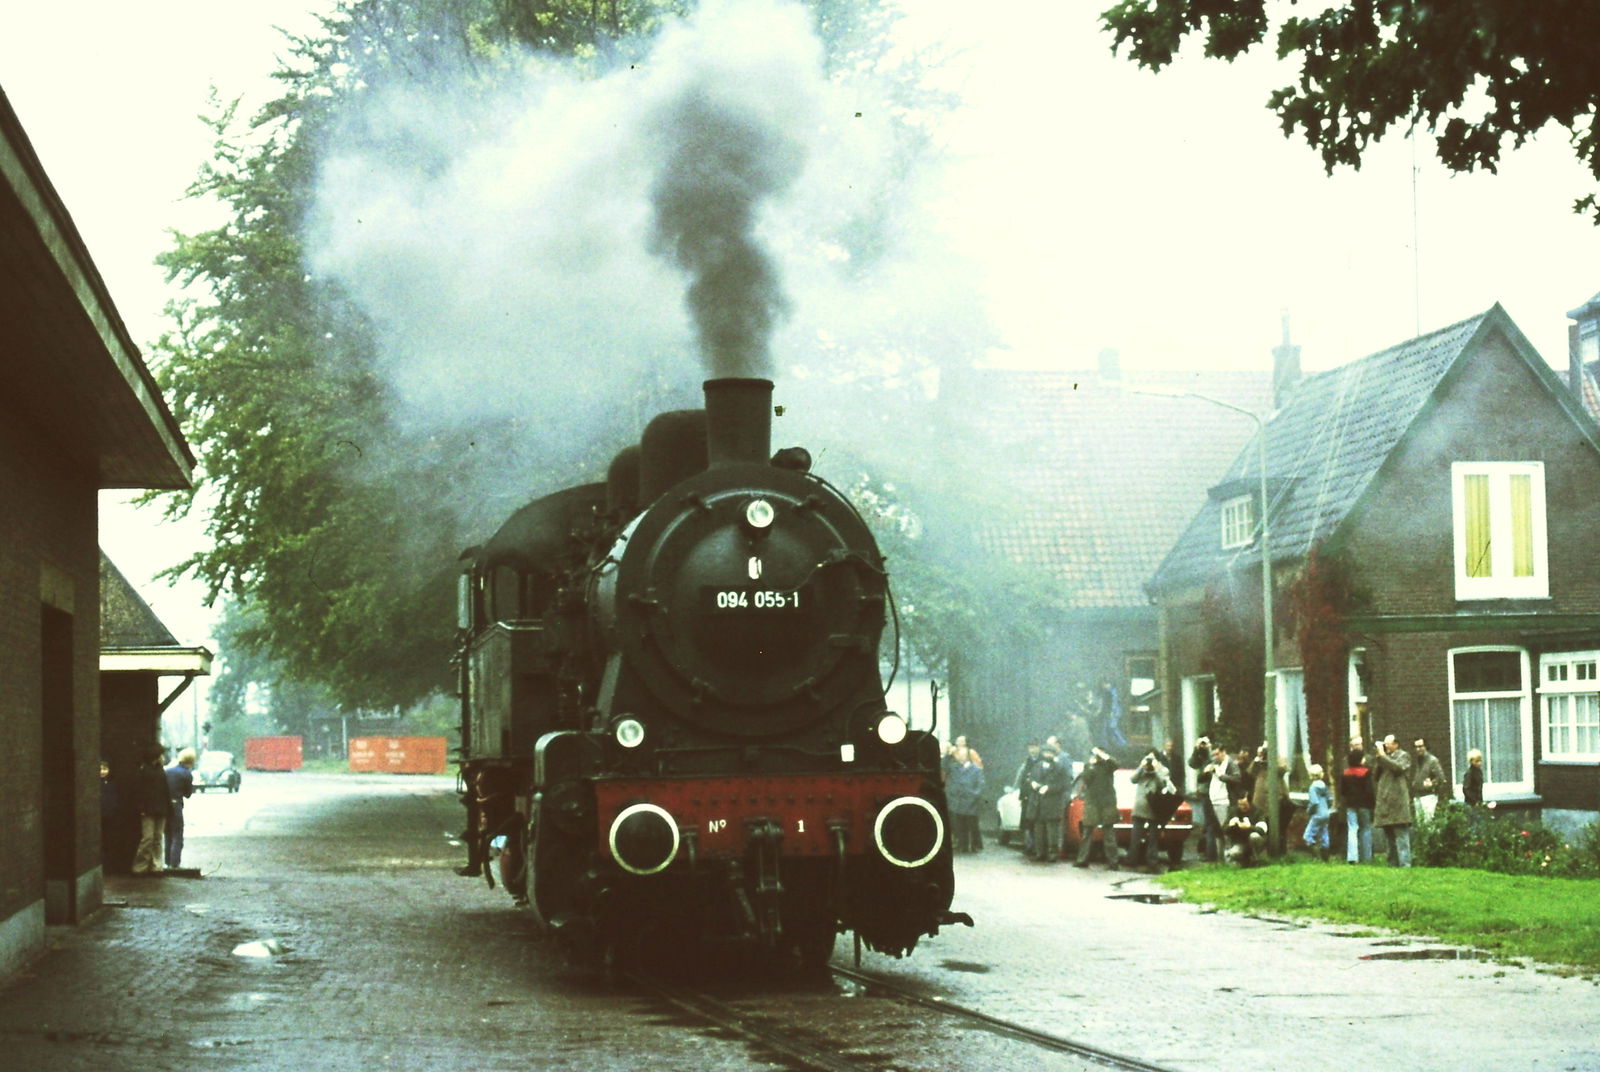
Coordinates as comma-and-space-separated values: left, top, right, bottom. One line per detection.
1370, 734, 1414, 867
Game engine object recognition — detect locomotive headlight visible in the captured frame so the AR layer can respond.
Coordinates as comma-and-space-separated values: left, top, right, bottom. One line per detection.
614, 717, 646, 749
609, 803, 679, 875
873, 797, 944, 868
744, 498, 776, 530
876, 713, 908, 745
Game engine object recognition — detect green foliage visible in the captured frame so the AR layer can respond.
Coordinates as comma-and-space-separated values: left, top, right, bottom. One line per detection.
1101, 0, 1600, 219
1199, 570, 1265, 748
1281, 545, 1360, 777
1413, 803, 1600, 879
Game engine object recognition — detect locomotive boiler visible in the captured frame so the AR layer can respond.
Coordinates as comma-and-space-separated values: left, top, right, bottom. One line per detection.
453, 377, 965, 971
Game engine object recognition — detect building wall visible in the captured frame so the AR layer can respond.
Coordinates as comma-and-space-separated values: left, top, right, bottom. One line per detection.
1338, 329, 1600, 815
1159, 327, 1600, 824
0, 399, 102, 980
1345, 330, 1600, 621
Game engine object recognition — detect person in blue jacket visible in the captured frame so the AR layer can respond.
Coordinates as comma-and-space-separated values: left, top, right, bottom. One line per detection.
164, 748, 196, 869
1303, 763, 1333, 860
945, 746, 986, 853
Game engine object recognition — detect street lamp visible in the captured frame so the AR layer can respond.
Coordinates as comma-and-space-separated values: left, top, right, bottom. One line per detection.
1130, 386, 1280, 854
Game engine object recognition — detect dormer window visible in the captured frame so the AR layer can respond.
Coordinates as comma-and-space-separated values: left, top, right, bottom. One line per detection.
1452, 462, 1548, 600
1220, 494, 1255, 549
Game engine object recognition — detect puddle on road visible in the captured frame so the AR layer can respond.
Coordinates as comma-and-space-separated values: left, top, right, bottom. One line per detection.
1359, 948, 1495, 962
218, 991, 276, 1012
1107, 893, 1180, 904
937, 960, 990, 974
232, 939, 291, 958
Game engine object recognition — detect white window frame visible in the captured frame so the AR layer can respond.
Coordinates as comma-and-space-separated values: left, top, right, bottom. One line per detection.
1539, 650, 1600, 763
1450, 462, 1549, 600
1274, 667, 1308, 775
1447, 646, 1534, 797
1220, 495, 1254, 549
1348, 647, 1369, 741
1181, 674, 1218, 792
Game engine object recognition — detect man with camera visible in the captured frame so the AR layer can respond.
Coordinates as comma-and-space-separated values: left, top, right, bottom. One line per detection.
1072, 748, 1120, 869
1130, 750, 1178, 872
1189, 734, 1222, 861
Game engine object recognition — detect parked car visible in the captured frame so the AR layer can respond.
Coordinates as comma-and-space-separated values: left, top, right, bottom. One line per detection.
997, 766, 1192, 865
193, 750, 242, 793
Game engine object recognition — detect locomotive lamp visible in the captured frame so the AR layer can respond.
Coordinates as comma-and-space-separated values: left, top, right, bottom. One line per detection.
876, 712, 908, 745
744, 498, 776, 530
613, 717, 646, 749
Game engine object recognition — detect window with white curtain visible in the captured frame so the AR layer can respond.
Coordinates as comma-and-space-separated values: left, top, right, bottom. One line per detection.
1451, 462, 1548, 600
1448, 647, 1533, 796
1540, 651, 1600, 762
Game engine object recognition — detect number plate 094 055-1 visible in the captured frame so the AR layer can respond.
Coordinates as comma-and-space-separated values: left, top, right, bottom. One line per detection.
704, 587, 803, 612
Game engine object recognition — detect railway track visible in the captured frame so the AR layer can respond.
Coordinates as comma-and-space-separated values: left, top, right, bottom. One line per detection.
831, 965, 1182, 1072
626, 964, 1184, 1072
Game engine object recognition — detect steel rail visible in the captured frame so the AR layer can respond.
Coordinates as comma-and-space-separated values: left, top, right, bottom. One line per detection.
623, 971, 871, 1072
830, 965, 1184, 1072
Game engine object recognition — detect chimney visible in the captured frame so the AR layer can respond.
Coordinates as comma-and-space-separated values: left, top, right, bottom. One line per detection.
1567, 291, 1600, 401
1272, 310, 1301, 408
703, 378, 773, 467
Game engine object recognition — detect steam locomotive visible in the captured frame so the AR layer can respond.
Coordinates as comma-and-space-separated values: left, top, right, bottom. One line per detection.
453, 377, 965, 971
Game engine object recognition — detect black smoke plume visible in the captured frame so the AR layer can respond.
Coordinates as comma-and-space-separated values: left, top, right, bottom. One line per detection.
648, 66, 809, 378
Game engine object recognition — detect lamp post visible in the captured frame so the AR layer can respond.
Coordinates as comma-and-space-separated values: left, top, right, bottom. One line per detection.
1130, 386, 1280, 854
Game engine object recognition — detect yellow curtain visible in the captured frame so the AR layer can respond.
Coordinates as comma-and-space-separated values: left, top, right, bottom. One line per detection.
1510, 474, 1533, 577
1463, 474, 1491, 577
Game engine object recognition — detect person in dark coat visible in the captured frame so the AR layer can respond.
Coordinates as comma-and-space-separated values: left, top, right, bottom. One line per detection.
1462, 748, 1485, 806
1410, 737, 1451, 820
1072, 748, 1120, 868
945, 746, 985, 852
1027, 744, 1069, 862
1012, 743, 1043, 855
1371, 734, 1414, 867
131, 748, 171, 875
164, 748, 197, 868
1340, 747, 1375, 863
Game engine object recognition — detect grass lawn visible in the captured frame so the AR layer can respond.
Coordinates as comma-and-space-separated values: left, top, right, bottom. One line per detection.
1155, 857, 1600, 976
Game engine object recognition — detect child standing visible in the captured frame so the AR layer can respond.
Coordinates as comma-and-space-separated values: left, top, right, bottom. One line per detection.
1303, 763, 1332, 860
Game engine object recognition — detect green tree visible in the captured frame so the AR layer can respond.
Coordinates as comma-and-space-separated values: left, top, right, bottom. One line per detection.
154, 0, 979, 710
1101, 0, 1600, 217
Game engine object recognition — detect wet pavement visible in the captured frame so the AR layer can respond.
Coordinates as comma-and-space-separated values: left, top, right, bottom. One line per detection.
2, 776, 1597, 1071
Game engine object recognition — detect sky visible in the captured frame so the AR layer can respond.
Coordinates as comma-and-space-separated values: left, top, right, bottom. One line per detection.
2, 0, 1596, 682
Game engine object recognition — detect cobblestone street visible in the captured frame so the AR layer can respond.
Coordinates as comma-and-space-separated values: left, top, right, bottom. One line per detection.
3, 775, 1597, 1072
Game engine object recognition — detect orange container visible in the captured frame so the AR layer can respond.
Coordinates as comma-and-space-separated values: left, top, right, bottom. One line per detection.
244, 736, 303, 771
348, 736, 448, 774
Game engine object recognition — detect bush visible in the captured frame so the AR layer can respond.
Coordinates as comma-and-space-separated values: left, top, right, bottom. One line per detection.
1412, 804, 1600, 878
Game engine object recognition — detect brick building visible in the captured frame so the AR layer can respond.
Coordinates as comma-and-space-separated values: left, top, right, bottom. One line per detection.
1, 87, 193, 977
1149, 305, 1600, 834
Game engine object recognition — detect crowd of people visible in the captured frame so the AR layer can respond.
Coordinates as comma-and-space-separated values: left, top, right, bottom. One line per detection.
945, 726, 1468, 871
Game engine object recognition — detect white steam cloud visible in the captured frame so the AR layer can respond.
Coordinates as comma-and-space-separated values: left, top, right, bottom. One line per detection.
305, 0, 985, 489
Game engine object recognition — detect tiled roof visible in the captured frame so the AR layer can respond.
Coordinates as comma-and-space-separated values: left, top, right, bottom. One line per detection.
1579, 362, 1600, 423
945, 367, 1274, 609
1148, 305, 1580, 591
99, 552, 180, 649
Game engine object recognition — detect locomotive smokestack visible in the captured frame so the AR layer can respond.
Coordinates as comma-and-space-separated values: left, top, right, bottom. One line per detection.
703, 378, 772, 468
